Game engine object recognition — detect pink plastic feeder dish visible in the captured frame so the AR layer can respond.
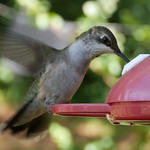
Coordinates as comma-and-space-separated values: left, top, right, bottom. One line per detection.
52, 54, 150, 126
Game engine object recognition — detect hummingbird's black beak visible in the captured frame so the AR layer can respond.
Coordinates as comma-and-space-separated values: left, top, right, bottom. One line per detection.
115, 48, 130, 63
116, 52, 130, 63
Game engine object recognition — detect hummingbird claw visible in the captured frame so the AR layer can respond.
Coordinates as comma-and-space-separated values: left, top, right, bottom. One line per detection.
47, 107, 51, 114
46, 102, 58, 114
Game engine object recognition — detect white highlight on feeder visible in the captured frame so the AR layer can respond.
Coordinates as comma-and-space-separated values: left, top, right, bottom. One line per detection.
122, 54, 150, 75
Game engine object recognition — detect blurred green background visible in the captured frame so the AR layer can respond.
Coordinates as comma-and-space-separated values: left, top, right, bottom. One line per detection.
0, 0, 150, 150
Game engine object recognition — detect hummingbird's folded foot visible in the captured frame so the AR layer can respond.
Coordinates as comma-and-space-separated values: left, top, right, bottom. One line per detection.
46, 102, 58, 114
47, 107, 51, 114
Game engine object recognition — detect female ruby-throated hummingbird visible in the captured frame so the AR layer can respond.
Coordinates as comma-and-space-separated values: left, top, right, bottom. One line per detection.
0, 26, 130, 138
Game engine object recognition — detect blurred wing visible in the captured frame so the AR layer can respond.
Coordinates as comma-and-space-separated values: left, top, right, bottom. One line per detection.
0, 26, 58, 74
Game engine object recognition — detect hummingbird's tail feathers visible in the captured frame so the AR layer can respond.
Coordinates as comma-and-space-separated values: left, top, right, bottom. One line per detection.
0, 99, 34, 135
0, 123, 8, 134
0, 98, 50, 140
0, 113, 51, 141
2, 99, 34, 132
26, 113, 51, 141
1, 98, 47, 133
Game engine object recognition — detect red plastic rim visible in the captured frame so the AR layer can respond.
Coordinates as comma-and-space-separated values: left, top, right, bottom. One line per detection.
109, 102, 150, 120
52, 103, 110, 117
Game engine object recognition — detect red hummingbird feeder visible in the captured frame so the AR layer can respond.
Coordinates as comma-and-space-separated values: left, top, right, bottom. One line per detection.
52, 54, 150, 126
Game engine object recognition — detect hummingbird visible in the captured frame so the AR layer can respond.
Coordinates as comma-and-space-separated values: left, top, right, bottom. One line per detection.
0, 26, 130, 138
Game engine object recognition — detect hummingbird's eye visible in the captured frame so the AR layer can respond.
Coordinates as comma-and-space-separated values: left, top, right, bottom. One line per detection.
100, 36, 111, 47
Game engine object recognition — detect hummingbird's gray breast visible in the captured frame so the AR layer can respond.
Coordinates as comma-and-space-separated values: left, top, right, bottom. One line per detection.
37, 56, 88, 106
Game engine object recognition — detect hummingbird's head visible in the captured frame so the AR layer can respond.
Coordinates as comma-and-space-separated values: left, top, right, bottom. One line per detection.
79, 26, 130, 63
